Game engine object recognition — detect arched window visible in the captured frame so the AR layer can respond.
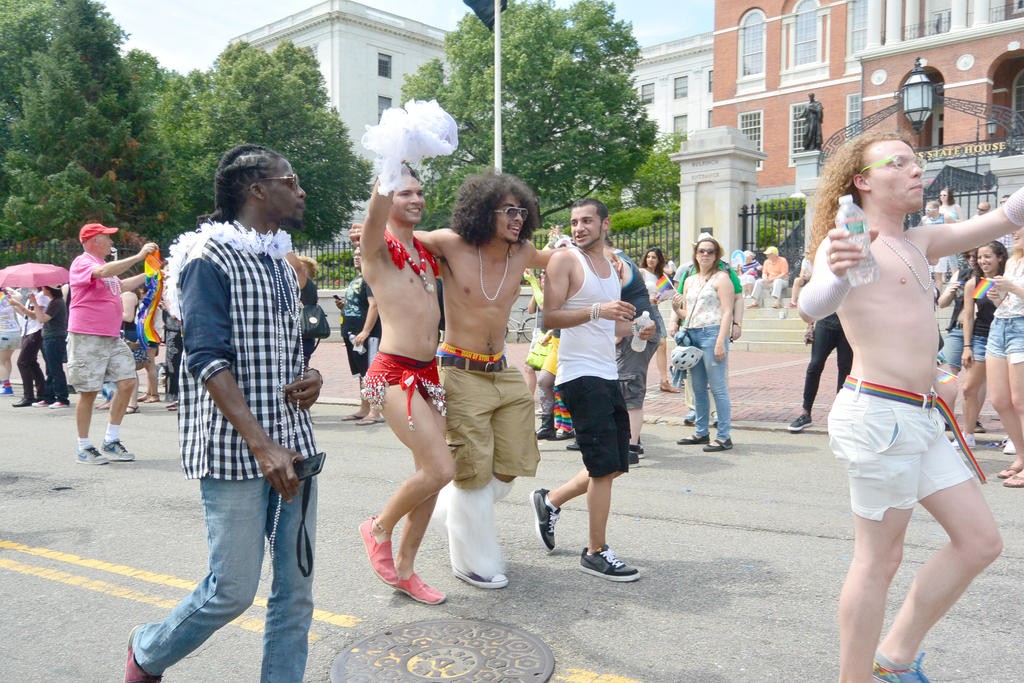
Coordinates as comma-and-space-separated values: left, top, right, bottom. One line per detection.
1015, 69, 1024, 117
741, 10, 765, 77
794, 0, 818, 66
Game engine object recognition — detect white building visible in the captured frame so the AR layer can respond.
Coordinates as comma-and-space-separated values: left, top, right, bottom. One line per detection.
231, 0, 445, 160
633, 33, 715, 139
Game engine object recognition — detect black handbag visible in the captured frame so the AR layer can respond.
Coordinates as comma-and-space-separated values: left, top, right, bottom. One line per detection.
301, 303, 331, 340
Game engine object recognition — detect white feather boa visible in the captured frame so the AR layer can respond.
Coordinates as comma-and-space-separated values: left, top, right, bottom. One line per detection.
163, 221, 293, 318
362, 99, 458, 195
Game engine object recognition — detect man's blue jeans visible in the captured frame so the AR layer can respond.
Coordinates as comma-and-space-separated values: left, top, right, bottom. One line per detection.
689, 325, 731, 441
133, 476, 317, 682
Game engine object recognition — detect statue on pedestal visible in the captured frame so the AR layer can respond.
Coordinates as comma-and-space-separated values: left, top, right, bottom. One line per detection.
800, 93, 824, 151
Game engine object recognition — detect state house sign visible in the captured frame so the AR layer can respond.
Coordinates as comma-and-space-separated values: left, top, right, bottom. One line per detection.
918, 139, 1010, 162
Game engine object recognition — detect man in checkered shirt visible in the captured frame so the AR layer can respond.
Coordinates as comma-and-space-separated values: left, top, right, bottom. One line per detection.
124, 145, 323, 683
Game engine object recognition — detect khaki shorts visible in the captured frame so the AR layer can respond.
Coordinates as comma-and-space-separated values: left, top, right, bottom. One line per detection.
66, 332, 137, 393
828, 388, 973, 521
0, 334, 19, 351
441, 365, 541, 490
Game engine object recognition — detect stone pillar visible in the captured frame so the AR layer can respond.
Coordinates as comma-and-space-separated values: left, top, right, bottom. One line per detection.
951, 0, 968, 30
991, 154, 1024, 196
885, 0, 902, 44
972, 0, 991, 26
905, 0, 920, 38
867, 0, 883, 49
670, 127, 768, 258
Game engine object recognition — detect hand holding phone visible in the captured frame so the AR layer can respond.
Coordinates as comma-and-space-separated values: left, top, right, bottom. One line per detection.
293, 452, 326, 480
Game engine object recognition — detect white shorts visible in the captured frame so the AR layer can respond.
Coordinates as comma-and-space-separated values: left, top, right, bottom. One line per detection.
828, 388, 973, 521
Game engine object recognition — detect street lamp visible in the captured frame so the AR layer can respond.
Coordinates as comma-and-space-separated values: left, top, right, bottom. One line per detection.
987, 119, 998, 137
901, 57, 934, 134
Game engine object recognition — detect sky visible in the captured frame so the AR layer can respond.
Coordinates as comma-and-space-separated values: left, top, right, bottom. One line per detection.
100, 0, 715, 74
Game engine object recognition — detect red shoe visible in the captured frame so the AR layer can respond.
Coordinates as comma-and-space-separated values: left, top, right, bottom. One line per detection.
394, 573, 446, 604
359, 517, 397, 585
125, 626, 162, 682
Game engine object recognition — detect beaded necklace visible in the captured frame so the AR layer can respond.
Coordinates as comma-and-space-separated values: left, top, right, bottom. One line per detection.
878, 235, 931, 292
384, 229, 438, 292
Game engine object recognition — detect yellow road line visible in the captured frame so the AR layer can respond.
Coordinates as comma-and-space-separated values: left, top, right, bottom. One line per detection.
0, 539, 360, 628
554, 670, 645, 683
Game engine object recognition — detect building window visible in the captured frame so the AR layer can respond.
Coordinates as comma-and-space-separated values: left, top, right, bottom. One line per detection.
1015, 70, 1024, 117
707, 69, 713, 93
378, 53, 392, 79
739, 111, 762, 152
674, 115, 688, 135
847, 93, 862, 127
707, 110, 713, 127
791, 103, 808, 155
794, 0, 818, 66
674, 76, 688, 99
740, 10, 765, 77
640, 83, 654, 104
848, 0, 867, 53
378, 96, 392, 121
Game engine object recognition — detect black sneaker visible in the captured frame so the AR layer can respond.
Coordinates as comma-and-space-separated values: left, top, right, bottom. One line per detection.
974, 421, 986, 434
566, 440, 580, 451
579, 545, 639, 582
788, 413, 812, 433
628, 444, 641, 466
530, 489, 559, 551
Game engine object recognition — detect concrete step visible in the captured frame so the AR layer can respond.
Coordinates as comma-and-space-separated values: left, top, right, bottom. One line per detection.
731, 339, 810, 353
741, 328, 811, 343
741, 316, 808, 330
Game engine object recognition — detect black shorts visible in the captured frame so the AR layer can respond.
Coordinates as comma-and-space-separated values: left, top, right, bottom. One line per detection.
557, 375, 630, 477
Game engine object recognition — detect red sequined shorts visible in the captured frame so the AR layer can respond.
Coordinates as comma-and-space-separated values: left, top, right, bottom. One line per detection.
362, 352, 446, 430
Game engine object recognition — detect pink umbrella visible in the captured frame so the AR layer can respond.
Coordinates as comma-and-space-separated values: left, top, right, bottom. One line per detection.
0, 263, 70, 288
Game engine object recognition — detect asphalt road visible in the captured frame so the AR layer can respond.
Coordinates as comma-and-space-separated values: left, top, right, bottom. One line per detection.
1, 401, 1022, 682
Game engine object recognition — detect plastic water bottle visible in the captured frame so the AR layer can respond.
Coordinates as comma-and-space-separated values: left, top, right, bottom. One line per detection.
349, 333, 366, 354
631, 311, 652, 352
837, 194, 878, 287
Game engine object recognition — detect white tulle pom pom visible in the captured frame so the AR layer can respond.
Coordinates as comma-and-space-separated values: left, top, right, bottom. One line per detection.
361, 99, 459, 195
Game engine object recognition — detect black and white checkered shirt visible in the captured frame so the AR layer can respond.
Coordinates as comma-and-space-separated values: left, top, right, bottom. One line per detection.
176, 233, 316, 480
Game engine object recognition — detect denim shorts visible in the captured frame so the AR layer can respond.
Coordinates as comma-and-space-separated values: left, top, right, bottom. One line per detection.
985, 317, 1024, 361
942, 327, 964, 369
969, 334, 988, 363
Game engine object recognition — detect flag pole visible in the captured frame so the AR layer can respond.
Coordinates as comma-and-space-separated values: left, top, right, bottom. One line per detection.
493, 0, 502, 172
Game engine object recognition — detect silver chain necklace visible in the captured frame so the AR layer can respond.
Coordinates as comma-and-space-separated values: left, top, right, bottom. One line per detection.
478, 246, 510, 301
877, 235, 931, 292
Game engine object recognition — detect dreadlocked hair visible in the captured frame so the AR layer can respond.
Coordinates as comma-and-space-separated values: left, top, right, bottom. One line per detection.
449, 170, 540, 246
197, 144, 286, 228
811, 131, 915, 254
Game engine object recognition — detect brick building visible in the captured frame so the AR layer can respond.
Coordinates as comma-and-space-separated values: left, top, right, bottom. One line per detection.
713, 0, 1024, 196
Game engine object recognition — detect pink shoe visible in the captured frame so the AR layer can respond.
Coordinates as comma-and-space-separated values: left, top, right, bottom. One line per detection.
394, 573, 446, 605
359, 517, 397, 585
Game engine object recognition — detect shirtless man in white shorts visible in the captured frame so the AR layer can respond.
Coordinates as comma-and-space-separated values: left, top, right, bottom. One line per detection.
799, 131, 1024, 682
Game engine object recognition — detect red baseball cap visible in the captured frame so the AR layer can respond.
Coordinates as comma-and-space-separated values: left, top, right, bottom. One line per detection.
79, 223, 118, 243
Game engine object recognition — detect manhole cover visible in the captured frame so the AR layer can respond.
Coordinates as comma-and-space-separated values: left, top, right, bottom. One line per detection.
330, 618, 554, 682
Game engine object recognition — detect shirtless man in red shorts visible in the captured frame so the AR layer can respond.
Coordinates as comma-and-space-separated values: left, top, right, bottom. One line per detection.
357, 169, 452, 604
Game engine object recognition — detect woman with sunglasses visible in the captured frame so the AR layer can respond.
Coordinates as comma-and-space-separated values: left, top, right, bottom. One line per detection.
938, 186, 962, 223
639, 246, 677, 393
673, 234, 734, 451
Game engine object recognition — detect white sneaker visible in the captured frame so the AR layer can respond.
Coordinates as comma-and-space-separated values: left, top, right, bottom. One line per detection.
452, 567, 509, 589
951, 434, 975, 450
1004, 439, 1017, 455
76, 446, 109, 465
49, 401, 69, 409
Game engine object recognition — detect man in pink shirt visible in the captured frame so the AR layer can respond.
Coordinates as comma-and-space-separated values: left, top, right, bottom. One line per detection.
67, 223, 156, 465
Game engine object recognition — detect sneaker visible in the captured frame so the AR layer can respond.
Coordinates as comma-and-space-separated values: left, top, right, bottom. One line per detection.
579, 545, 640, 582
788, 413, 812, 433
1005, 439, 1017, 455
628, 446, 640, 466
49, 401, 69, 409
359, 517, 398, 585
683, 410, 696, 425
530, 489, 559, 551
453, 567, 508, 589
102, 440, 136, 462
126, 625, 162, 682
566, 440, 580, 451
32, 399, 50, 407
77, 446, 109, 465
872, 653, 930, 682
0, 384, 12, 395
394, 573, 446, 604
974, 420, 986, 433
951, 434, 975, 450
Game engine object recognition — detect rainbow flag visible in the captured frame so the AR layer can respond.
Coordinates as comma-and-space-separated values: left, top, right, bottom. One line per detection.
135, 250, 164, 349
972, 278, 995, 300
655, 274, 674, 301
935, 370, 957, 385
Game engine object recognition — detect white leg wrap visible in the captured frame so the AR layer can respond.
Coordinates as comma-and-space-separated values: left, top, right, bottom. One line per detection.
442, 478, 506, 579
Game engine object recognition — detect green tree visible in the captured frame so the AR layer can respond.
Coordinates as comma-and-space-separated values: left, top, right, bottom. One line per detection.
2, 0, 171, 242
154, 41, 371, 243
402, 0, 656, 227
625, 132, 682, 209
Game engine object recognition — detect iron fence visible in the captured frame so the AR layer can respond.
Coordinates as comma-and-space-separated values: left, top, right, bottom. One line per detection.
531, 212, 681, 268
739, 199, 806, 281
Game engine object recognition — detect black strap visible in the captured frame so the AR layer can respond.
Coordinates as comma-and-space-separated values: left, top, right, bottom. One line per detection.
296, 477, 314, 577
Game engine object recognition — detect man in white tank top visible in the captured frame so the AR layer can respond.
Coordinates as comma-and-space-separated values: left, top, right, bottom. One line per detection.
529, 198, 652, 581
